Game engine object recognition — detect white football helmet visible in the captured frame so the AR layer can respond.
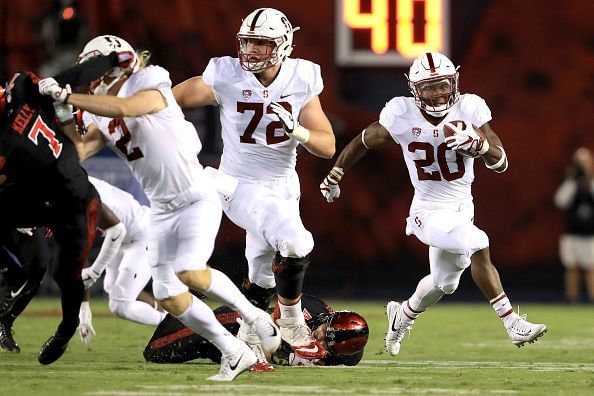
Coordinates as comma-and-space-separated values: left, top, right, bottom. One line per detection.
406, 52, 459, 117
76, 35, 139, 95
237, 8, 300, 73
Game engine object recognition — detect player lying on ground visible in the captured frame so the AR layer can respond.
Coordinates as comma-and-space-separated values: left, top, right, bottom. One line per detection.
144, 294, 368, 368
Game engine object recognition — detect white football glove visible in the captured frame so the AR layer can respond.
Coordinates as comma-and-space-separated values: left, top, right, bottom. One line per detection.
269, 101, 310, 144
16, 227, 34, 236
81, 267, 102, 289
78, 301, 96, 343
444, 121, 489, 156
38, 77, 71, 103
320, 167, 344, 203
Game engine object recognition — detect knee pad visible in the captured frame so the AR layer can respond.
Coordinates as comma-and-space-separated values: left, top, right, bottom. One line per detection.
272, 252, 310, 300
460, 226, 489, 257
276, 229, 314, 258
108, 299, 132, 319
438, 282, 459, 295
241, 279, 276, 310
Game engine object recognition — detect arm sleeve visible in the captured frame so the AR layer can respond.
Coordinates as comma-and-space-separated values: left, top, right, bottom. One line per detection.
53, 53, 118, 88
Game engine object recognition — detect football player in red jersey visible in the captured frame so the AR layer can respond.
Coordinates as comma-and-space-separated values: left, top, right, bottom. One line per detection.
144, 294, 368, 369
0, 53, 123, 364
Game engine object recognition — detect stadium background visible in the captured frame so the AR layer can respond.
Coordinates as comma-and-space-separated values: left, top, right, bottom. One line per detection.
1, 0, 593, 302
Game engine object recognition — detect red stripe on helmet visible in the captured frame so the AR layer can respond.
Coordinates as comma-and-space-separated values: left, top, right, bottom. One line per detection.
250, 9, 266, 32
426, 52, 436, 73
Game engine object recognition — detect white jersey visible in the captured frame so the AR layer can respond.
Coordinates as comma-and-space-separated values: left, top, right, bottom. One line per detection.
88, 176, 149, 244
83, 66, 205, 204
379, 94, 492, 203
202, 56, 323, 180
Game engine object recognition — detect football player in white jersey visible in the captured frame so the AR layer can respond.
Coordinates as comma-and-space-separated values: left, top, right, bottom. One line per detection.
320, 52, 547, 356
76, 176, 167, 344
38, 35, 281, 381
173, 8, 335, 360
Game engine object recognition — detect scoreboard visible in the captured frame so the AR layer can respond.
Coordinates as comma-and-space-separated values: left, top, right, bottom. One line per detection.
335, 0, 450, 66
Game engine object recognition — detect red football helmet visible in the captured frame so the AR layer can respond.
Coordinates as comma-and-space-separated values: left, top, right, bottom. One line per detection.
324, 311, 369, 356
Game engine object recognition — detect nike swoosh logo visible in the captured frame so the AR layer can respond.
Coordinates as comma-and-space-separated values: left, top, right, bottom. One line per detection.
10, 280, 28, 298
280, 93, 293, 99
269, 323, 277, 337
229, 352, 244, 371
111, 233, 122, 242
391, 313, 398, 332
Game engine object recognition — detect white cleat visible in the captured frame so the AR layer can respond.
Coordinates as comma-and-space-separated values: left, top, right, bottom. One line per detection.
206, 342, 257, 382
250, 309, 281, 354
506, 314, 547, 347
385, 301, 414, 356
237, 318, 274, 372
276, 316, 327, 359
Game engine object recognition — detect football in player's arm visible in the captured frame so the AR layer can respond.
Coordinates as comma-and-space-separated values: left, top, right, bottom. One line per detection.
321, 52, 546, 356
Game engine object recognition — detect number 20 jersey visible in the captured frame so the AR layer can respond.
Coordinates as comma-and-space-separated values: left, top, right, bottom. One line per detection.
379, 94, 492, 203
202, 56, 323, 180
83, 66, 204, 203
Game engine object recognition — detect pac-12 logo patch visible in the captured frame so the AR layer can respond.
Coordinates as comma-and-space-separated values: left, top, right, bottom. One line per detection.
412, 127, 421, 138
242, 89, 252, 100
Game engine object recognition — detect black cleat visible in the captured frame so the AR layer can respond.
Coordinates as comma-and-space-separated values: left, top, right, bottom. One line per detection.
38, 333, 71, 365
0, 320, 20, 353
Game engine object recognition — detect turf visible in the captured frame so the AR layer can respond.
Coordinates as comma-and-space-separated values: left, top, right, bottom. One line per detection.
1, 299, 593, 395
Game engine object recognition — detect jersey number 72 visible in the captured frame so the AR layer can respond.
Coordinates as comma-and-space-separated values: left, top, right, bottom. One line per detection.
237, 101, 292, 145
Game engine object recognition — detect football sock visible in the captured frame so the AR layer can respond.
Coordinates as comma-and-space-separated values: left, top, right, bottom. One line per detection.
204, 268, 259, 323
490, 292, 514, 323
408, 274, 444, 313
278, 298, 303, 319
108, 300, 166, 326
176, 295, 240, 356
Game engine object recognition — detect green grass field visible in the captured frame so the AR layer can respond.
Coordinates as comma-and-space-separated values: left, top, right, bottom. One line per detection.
1, 299, 593, 395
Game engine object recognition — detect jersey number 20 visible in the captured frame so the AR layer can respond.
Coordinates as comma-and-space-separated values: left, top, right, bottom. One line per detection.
409, 141, 465, 181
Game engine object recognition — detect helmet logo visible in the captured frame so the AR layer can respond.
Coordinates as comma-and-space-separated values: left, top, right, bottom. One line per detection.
104, 35, 123, 50
303, 308, 312, 320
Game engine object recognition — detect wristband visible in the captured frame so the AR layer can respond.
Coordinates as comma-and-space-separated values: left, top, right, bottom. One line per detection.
485, 146, 507, 171
328, 166, 344, 184
291, 125, 311, 144
361, 129, 371, 149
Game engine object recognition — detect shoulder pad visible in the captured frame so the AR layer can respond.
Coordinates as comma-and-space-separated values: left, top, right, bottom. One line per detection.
384, 96, 408, 116
459, 93, 486, 114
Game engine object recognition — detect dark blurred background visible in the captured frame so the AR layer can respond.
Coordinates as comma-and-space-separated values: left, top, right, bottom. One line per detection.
2, 0, 593, 302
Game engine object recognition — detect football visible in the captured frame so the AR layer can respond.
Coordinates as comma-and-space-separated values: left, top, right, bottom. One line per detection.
443, 120, 485, 157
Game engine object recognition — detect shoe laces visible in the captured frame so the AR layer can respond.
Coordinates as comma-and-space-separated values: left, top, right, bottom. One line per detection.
277, 318, 314, 346
389, 306, 414, 342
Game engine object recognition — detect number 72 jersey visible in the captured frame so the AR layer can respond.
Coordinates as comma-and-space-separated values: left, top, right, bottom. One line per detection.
379, 94, 492, 203
203, 56, 323, 180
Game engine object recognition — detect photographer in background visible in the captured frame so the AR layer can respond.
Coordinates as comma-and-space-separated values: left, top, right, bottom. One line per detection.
554, 147, 594, 303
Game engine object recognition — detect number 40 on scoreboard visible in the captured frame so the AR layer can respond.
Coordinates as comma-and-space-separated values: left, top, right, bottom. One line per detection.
335, 0, 450, 66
